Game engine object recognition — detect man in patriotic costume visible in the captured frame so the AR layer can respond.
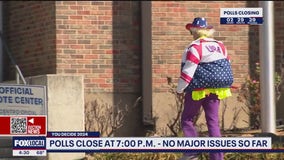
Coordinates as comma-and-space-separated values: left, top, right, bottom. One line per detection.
177, 17, 234, 160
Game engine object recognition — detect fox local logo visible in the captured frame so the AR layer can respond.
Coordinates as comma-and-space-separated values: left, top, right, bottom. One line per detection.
14, 139, 45, 147
220, 8, 263, 17
13, 137, 46, 148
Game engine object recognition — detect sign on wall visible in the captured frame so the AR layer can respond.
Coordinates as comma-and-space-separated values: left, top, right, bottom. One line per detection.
0, 83, 47, 115
220, 8, 263, 25
0, 84, 47, 136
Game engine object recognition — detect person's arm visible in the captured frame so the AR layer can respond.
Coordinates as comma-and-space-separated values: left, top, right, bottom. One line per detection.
176, 45, 201, 93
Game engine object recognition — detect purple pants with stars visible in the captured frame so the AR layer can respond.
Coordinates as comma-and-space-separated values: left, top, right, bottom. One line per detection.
181, 92, 223, 160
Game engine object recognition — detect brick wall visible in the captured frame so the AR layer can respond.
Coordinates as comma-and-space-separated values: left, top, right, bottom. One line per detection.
274, 1, 284, 72
3, 1, 56, 80
246, 1, 284, 76
151, 1, 284, 92
4, 1, 141, 93
151, 1, 251, 92
55, 1, 141, 93
3, 1, 284, 94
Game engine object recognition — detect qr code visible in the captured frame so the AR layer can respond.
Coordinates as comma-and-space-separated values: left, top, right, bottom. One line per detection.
11, 117, 27, 134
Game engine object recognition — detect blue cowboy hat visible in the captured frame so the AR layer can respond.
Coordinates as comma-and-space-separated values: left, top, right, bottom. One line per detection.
186, 17, 213, 30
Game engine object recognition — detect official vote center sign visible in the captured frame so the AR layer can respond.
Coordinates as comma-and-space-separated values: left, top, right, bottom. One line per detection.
0, 84, 47, 115
220, 8, 263, 25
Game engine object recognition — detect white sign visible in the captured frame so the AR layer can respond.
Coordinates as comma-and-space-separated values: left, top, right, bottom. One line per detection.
220, 8, 263, 17
220, 8, 263, 25
0, 84, 47, 115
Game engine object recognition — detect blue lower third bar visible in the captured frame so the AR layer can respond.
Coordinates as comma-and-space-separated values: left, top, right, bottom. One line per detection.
47, 131, 100, 137
220, 17, 263, 25
46, 149, 284, 153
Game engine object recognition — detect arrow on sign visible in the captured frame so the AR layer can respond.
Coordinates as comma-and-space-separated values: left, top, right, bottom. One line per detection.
28, 118, 34, 124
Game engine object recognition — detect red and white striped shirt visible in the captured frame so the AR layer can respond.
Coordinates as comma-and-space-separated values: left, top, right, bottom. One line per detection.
176, 37, 230, 93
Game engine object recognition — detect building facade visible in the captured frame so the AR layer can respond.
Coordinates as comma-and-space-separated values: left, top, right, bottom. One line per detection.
2, 1, 284, 136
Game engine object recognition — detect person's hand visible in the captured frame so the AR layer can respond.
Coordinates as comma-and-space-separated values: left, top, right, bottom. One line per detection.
176, 92, 185, 102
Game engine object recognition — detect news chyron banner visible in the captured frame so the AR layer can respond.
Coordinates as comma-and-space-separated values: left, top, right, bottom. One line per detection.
220, 8, 263, 25
12, 132, 100, 156
12, 131, 273, 156
0, 83, 47, 136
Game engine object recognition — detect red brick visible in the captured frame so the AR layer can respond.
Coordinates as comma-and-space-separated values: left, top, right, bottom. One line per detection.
84, 55, 99, 59
4, 1, 284, 95
92, 78, 105, 83
69, 16, 83, 20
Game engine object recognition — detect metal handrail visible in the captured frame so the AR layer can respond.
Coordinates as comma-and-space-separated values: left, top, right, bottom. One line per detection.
0, 31, 26, 85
